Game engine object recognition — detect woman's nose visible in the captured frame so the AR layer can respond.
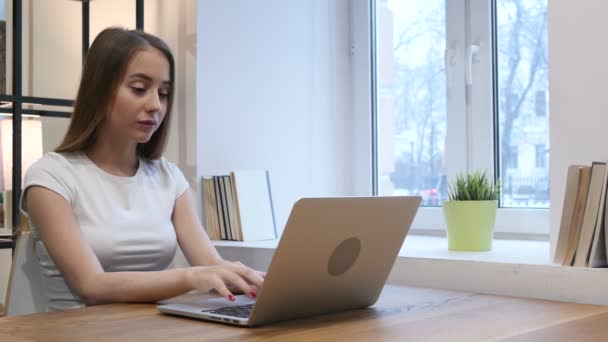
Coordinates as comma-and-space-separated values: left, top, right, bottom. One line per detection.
146, 91, 161, 112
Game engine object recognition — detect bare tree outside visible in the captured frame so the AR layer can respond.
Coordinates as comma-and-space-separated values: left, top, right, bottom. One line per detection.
377, 0, 446, 206
497, 0, 549, 208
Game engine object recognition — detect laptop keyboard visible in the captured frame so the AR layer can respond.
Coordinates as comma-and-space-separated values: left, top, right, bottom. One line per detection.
203, 303, 254, 318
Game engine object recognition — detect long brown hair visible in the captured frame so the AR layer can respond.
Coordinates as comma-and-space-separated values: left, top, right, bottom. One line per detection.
55, 27, 175, 160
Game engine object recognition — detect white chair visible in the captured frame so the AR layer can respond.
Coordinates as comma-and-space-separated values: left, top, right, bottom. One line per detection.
0, 237, 12, 316
4, 231, 46, 316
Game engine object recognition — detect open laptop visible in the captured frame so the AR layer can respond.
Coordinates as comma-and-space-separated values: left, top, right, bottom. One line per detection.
158, 196, 421, 327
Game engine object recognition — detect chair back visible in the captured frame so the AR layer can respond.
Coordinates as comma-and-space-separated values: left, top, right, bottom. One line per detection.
0, 238, 12, 316
5, 231, 46, 316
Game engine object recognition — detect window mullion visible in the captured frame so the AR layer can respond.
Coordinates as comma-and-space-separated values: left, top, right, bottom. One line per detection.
445, 0, 468, 183
468, 0, 494, 177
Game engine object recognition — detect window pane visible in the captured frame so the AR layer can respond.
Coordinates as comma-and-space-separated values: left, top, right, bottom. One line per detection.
376, 0, 447, 207
497, 0, 549, 208
535, 144, 546, 168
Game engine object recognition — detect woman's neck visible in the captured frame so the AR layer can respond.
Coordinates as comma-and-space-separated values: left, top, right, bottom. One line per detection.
86, 138, 139, 177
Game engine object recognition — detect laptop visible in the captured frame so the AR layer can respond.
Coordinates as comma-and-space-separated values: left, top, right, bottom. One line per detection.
158, 196, 421, 327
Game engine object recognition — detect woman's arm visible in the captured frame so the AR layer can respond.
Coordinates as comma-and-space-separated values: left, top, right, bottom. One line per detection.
171, 189, 266, 291
26, 186, 262, 305
171, 189, 224, 266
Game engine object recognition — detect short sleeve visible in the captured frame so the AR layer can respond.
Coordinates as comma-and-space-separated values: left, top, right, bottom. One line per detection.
163, 158, 190, 199
20, 153, 75, 217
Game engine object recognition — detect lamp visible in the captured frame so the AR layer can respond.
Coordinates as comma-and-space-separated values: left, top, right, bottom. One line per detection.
0, 118, 43, 231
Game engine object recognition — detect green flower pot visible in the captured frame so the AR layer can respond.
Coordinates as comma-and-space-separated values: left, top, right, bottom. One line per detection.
443, 200, 498, 251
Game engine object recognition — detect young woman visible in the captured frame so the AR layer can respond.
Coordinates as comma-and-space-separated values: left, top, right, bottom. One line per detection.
20, 27, 263, 312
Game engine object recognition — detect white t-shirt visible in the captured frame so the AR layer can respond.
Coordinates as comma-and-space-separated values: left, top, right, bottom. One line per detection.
20, 152, 190, 312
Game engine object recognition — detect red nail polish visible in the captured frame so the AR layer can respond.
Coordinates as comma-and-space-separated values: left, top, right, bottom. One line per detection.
249, 291, 257, 298
228, 294, 235, 301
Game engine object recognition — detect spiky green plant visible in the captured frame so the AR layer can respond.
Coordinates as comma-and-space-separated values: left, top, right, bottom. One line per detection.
447, 171, 500, 201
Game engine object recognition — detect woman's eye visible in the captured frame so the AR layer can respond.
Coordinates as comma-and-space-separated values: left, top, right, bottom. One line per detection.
159, 91, 170, 99
131, 87, 146, 95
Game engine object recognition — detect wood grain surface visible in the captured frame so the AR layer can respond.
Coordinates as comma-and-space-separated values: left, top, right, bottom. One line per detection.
1, 285, 607, 341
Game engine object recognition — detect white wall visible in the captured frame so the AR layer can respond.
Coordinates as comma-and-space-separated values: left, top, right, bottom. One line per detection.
196, 0, 354, 234
548, 0, 608, 258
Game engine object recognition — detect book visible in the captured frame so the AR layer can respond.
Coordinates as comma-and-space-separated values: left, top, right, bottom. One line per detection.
555, 165, 590, 265
213, 176, 228, 240
218, 176, 233, 240
202, 177, 221, 240
223, 175, 240, 241
573, 162, 607, 267
561, 165, 592, 266
202, 170, 276, 241
589, 167, 608, 268
230, 170, 276, 241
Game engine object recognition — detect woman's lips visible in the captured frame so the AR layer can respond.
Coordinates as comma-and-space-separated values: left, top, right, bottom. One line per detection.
137, 120, 157, 130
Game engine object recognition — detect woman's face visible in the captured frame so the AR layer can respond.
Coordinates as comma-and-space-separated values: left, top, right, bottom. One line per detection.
105, 47, 171, 145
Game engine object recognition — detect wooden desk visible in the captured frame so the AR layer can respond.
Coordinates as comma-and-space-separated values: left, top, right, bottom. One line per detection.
1, 285, 607, 341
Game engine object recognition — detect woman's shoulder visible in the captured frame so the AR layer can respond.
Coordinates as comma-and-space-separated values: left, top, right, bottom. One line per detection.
29, 152, 85, 172
22, 152, 86, 201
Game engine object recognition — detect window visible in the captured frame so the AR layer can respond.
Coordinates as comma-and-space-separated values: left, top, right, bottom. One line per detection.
508, 145, 519, 169
535, 144, 546, 168
535, 90, 546, 117
371, 0, 549, 236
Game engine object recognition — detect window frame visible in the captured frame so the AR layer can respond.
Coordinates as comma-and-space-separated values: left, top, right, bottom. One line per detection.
360, 0, 549, 238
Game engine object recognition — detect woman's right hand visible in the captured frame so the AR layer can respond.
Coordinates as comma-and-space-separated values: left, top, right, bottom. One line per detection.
184, 261, 265, 301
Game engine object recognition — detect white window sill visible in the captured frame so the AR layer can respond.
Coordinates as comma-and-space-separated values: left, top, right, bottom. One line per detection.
213, 235, 608, 306
398, 235, 550, 264
213, 235, 551, 265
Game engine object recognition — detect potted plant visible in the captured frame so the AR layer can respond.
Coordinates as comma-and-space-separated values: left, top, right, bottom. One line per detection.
443, 171, 501, 251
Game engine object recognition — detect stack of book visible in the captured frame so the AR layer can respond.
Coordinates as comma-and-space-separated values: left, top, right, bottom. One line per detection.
202, 170, 277, 241
555, 162, 608, 267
